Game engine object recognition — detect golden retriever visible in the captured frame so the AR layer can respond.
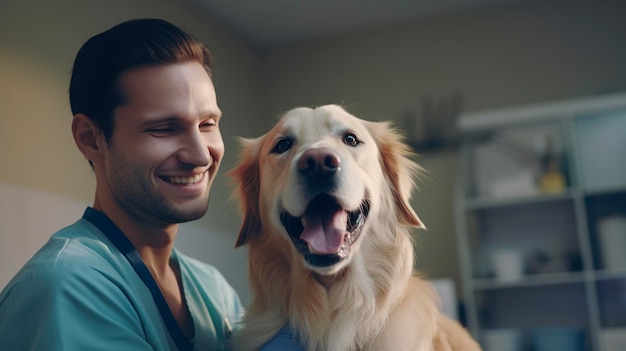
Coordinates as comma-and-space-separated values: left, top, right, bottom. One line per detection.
229, 105, 481, 351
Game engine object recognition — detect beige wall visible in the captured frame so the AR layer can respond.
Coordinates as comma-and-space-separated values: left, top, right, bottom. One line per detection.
2, 0, 626, 304
261, 0, 626, 295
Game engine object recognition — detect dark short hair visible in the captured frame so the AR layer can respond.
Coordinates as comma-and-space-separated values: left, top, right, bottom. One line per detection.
69, 18, 214, 142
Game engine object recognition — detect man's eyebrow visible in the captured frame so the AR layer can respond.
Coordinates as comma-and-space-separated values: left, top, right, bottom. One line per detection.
139, 116, 182, 127
205, 110, 222, 120
140, 112, 222, 127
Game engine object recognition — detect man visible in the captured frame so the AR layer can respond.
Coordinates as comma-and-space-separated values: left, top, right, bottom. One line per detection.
0, 19, 241, 350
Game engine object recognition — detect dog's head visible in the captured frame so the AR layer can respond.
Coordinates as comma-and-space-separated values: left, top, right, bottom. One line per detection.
229, 105, 424, 275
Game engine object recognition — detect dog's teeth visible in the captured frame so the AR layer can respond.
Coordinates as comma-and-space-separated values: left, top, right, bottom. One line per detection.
355, 213, 364, 227
337, 244, 349, 258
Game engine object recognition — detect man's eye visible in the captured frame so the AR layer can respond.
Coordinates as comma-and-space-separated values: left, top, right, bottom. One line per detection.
201, 119, 217, 128
149, 128, 174, 134
343, 133, 360, 147
271, 137, 294, 154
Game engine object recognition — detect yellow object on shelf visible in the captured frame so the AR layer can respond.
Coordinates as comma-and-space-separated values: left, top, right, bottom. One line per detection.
539, 161, 565, 194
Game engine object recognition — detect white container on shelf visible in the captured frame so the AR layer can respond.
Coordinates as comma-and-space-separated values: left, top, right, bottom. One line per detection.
491, 249, 525, 282
598, 215, 626, 270
575, 112, 626, 192
482, 329, 524, 351
600, 327, 626, 351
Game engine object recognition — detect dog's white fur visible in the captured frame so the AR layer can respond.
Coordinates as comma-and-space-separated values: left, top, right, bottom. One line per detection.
229, 105, 481, 351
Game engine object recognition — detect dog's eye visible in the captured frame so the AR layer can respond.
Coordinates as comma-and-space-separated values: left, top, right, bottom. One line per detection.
343, 133, 360, 147
271, 137, 294, 154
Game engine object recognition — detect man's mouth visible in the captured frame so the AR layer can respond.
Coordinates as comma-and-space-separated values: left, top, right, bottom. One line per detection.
161, 172, 205, 185
280, 194, 370, 268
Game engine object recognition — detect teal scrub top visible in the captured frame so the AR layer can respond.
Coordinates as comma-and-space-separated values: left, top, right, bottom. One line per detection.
0, 208, 243, 351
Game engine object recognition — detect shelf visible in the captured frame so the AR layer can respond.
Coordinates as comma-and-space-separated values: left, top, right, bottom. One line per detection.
475, 282, 589, 329
467, 199, 581, 282
463, 190, 575, 211
596, 278, 626, 328
473, 271, 587, 291
574, 111, 626, 192
584, 192, 626, 272
594, 269, 626, 281
584, 186, 626, 197
455, 92, 626, 350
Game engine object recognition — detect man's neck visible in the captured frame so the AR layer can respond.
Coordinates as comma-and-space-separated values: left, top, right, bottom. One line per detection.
92, 199, 179, 276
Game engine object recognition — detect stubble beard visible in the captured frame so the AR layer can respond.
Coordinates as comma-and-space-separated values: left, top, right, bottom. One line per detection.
107, 148, 210, 226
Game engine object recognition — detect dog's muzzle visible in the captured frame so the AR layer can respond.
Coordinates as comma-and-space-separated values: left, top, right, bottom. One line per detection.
280, 194, 370, 268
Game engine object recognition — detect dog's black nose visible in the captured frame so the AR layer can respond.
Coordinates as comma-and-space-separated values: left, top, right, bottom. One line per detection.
298, 147, 341, 179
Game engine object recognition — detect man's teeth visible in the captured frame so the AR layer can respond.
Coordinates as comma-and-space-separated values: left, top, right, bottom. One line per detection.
166, 173, 203, 184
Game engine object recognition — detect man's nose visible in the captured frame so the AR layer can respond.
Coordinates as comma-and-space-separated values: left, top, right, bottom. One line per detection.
178, 130, 211, 167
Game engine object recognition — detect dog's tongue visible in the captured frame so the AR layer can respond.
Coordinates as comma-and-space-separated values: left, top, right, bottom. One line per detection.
300, 201, 347, 254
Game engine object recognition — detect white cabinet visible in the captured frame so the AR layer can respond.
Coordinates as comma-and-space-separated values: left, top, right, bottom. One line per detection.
455, 93, 626, 351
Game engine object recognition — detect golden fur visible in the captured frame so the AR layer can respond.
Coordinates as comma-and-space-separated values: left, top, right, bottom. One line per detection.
229, 105, 481, 351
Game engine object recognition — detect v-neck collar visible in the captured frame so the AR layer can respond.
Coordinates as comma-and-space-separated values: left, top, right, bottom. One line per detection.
83, 207, 194, 351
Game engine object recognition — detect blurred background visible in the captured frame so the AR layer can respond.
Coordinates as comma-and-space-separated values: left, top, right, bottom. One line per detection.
1, 0, 626, 350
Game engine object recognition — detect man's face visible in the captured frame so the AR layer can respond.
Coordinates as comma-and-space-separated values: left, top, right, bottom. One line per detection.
102, 61, 223, 225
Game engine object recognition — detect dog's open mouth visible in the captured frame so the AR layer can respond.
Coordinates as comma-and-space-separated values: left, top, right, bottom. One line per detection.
280, 194, 370, 267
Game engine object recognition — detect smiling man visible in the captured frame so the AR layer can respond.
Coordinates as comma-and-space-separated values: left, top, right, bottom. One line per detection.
0, 19, 241, 350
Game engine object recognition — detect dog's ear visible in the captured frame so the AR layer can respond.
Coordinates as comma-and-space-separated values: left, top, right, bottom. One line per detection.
228, 137, 263, 248
368, 121, 426, 229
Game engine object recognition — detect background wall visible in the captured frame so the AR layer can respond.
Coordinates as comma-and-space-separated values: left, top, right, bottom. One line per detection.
0, 0, 264, 302
2, 0, 626, 307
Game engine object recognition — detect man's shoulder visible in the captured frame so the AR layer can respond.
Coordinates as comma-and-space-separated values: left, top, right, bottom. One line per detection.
0, 249, 123, 318
27, 218, 116, 268
3, 252, 100, 297
0, 220, 157, 350
2, 218, 129, 299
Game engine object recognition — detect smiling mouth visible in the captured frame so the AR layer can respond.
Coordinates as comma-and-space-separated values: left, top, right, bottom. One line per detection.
280, 194, 370, 268
161, 172, 205, 185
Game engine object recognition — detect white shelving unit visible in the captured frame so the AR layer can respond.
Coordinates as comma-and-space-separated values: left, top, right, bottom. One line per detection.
455, 92, 626, 351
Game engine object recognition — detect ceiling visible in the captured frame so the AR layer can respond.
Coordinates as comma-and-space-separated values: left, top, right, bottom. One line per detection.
193, 0, 537, 50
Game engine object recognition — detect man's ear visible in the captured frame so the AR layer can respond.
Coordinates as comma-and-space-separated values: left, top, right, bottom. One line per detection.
71, 113, 105, 164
